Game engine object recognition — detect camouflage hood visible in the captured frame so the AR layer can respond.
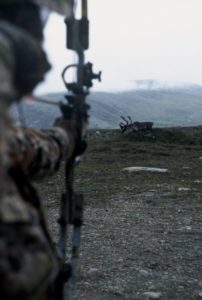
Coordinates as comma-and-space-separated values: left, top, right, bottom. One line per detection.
0, 0, 72, 15
35, 0, 71, 15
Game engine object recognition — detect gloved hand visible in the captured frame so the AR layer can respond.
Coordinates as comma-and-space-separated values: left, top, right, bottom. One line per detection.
53, 118, 77, 158
54, 118, 76, 137
54, 118, 87, 157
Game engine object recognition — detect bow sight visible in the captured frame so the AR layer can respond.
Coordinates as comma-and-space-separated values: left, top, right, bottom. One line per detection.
62, 0, 101, 93
62, 62, 102, 93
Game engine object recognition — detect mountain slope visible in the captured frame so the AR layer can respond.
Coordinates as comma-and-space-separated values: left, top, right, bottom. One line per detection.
11, 87, 202, 129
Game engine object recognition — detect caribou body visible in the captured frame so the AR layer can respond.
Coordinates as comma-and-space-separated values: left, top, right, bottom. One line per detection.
133, 121, 153, 131
119, 116, 153, 133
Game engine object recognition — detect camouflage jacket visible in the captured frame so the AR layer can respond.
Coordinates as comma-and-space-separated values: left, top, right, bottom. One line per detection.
0, 120, 65, 300
9, 125, 72, 179
0, 22, 72, 300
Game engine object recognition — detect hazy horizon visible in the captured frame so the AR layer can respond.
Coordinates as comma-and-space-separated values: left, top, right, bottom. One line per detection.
36, 0, 202, 95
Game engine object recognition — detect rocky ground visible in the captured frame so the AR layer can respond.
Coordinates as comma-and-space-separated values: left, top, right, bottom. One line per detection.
39, 127, 202, 300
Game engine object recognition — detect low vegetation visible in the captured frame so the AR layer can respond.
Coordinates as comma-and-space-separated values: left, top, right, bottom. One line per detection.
38, 126, 202, 300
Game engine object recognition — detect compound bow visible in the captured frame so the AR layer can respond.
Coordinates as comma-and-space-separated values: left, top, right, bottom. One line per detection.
55, 1, 101, 299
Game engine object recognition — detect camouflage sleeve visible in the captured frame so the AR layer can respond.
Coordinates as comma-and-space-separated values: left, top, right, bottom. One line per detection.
8, 126, 72, 179
0, 178, 58, 299
0, 32, 16, 102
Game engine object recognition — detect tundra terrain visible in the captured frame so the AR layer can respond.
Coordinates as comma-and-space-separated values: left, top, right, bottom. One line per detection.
38, 127, 202, 300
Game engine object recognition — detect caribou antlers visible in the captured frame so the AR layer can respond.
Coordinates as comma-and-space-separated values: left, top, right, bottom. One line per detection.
119, 116, 132, 132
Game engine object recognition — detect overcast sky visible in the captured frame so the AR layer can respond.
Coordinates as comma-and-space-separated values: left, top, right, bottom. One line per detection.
36, 0, 202, 94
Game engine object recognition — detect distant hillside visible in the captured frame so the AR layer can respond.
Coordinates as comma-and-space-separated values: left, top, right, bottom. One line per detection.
11, 86, 202, 129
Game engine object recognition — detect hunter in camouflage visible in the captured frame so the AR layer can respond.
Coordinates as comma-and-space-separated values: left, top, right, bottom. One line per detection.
0, 1, 76, 299
1, 0, 72, 16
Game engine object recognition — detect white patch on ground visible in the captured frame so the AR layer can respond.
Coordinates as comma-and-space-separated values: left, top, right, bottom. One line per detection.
122, 166, 168, 173
178, 187, 191, 192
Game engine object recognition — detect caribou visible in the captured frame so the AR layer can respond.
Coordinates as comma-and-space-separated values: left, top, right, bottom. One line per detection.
119, 116, 153, 133
133, 121, 153, 131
